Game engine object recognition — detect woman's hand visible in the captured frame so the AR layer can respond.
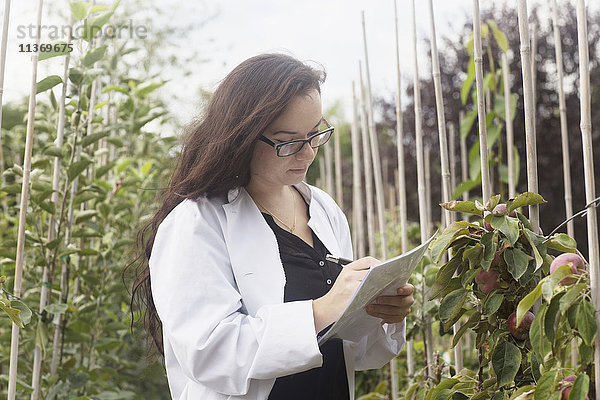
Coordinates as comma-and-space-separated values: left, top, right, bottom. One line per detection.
365, 283, 415, 324
312, 256, 380, 333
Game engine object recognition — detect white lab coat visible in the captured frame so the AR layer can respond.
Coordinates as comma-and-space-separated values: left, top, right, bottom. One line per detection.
149, 181, 406, 400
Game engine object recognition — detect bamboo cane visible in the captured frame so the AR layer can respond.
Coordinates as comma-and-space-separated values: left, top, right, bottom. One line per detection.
30, 13, 75, 398
530, 21, 537, 136
517, 0, 540, 233
411, 0, 435, 380
449, 124, 457, 195
351, 81, 366, 259
460, 111, 468, 203
551, 0, 577, 366
359, 62, 376, 257
319, 158, 325, 191
325, 135, 334, 195
362, 13, 395, 395
0, 0, 11, 170
576, 0, 600, 392
393, 0, 413, 375
334, 118, 343, 209
8, 1, 44, 398
361, 11, 388, 261
471, 0, 492, 203
501, 53, 515, 198
427, 0, 462, 371
425, 147, 432, 237
551, 0, 574, 240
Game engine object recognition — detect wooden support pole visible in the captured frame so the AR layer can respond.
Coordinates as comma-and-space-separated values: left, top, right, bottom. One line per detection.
517, 0, 540, 232
576, 0, 600, 393
472, 0, 491, 202
351, 81, 366, 259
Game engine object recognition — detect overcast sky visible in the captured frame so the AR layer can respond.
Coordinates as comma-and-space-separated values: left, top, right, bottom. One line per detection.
3, 0, 595, 135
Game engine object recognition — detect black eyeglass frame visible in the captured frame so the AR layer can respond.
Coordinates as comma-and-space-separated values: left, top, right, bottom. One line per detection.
258, 117, 335, 157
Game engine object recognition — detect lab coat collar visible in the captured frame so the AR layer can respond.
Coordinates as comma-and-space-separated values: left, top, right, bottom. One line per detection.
221, 182, 342, 312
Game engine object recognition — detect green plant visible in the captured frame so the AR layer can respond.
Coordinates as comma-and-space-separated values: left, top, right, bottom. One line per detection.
423, 192, 595, 398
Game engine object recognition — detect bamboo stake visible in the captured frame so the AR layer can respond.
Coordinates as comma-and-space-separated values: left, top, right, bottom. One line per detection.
325, 134, 334, 194
459, 111, 469, 212
501, 53, 516, 198
0, 0, 12, 217
359, 62, 376, 256
552, 0, 574, 240
319, 158, 325, 191
424, 147, 432, 236
449, 124, 457, 195
530, 21, 537, 136
361, 11, 388, 261
471, 0, 491, 203
576, 0, 600, 392
394, 0, 413, 375
427, 0, 462, 371
334, 118, 343, 209
361, 13, 395, 395
351, 81, 366, 259
517, 0, 540, 233
551, 0, 577, 366
8, 0, 44, 398
411, 0, 434, 379
30, 14, 74, 398
0, 0, 11, 171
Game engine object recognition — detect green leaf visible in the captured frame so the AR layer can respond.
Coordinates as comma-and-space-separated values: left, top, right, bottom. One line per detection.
462, 56, 476, 105
484, 293, 504, 314
544, 292, 564, 342
38, 42, 72, 61
69, 67, 84, 86
480, 231, 498, 271
135, 81, 165, 97
452, 311, 480, 347
546, 233, 577, 253
452, 177, 481, 200
492, 393, 507, 400
43, 145, 65, 158
463, 244, 483, 269
461, 109, 478, 139
1, 298, 25, 328
81, 131, 110, 148
426, 378, 459, 400
429, 222, 474, 263
530, 303, 547, 358
488, 215, 520, 246
517, 280, 542, 325
68, 159, 92, 181
440, 200, 483, 216
523, 229, 544, 271
559, 283, 586, 313
36, 75, 62, 94
577, 300, 598, 346
82, 0, 121, 42
439, 289, 469, 323
533, 369, 557, 400
492, 341, 521, 387
504, 247, 530, 280
569, 374, 590, 400
44, 303, 68, 314
506, 192, 547, 214
70, 1, 91, 20
83, 44, 108, 67
487, 20, 509, 53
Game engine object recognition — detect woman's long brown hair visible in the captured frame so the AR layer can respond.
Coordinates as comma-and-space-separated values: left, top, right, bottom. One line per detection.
125, 53, 326, 357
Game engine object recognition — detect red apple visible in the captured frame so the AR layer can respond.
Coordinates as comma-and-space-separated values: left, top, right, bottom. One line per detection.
475, 269, 499, 293
493, 203, 517, 217
507, 311, 534, 340
560, 375, 589, 400
550, 253, 585, 285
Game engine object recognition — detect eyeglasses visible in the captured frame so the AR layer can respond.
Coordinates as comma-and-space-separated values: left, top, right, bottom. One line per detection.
259, 117, 335, 157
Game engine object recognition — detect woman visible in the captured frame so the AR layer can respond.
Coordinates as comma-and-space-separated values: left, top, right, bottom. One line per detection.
129, 53, 414, 400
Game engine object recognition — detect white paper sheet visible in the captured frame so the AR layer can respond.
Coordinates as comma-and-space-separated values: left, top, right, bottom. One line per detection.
318, 233, 435, 344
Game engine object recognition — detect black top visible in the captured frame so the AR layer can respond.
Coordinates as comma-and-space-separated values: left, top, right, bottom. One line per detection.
263, 188, 350, 400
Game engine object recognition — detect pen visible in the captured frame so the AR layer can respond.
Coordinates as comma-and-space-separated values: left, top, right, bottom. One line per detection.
325, 254, 353, 266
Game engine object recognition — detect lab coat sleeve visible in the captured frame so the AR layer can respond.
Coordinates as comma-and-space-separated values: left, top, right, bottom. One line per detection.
335, 204, 407, 370
149, 200, 323, 396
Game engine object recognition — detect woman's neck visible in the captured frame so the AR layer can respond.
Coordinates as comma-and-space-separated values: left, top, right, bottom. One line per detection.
245, 179, 293, 209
